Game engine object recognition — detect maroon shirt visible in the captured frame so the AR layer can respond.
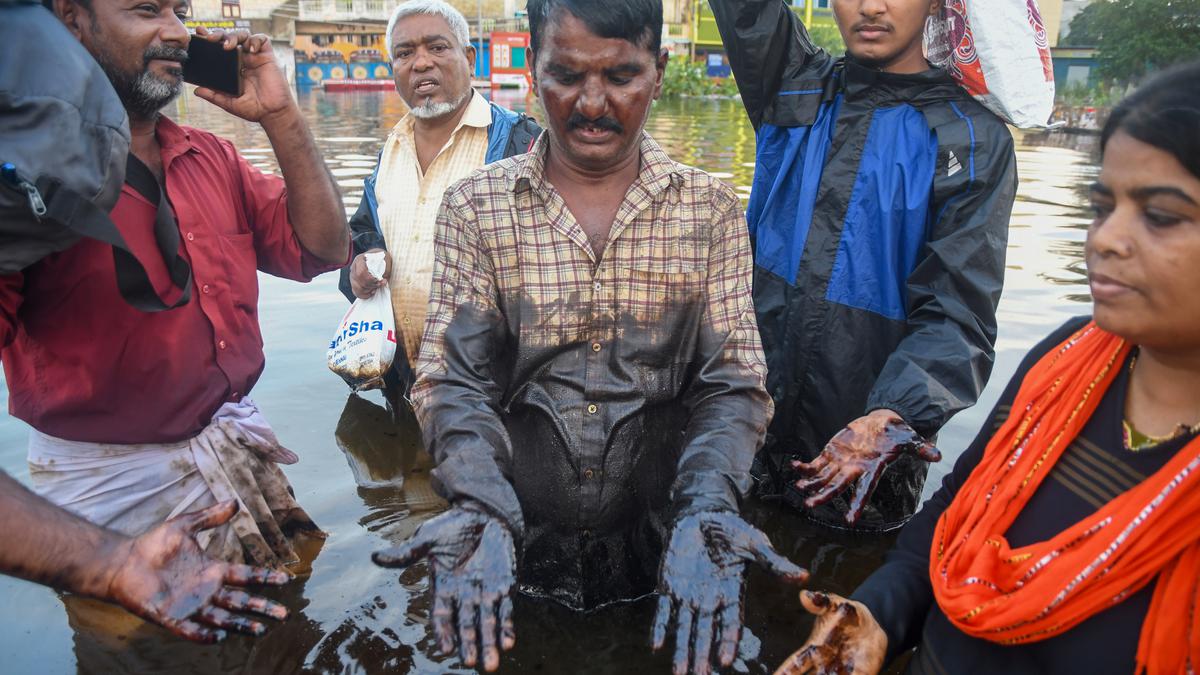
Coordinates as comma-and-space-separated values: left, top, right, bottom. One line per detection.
0, 116, 344, 443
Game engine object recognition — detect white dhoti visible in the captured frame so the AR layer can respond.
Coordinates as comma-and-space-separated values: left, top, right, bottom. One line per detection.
28, 398, 323, 567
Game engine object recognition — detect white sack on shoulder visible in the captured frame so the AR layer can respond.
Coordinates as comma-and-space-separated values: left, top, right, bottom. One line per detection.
924, 0, 1056, 128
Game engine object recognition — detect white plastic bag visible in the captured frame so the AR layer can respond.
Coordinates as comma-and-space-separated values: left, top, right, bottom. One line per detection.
923, 0, 1056, 128
327, 251, 396, 390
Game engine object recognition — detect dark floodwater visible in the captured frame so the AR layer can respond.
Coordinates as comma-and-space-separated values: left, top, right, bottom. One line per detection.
0, 88, 1100, 674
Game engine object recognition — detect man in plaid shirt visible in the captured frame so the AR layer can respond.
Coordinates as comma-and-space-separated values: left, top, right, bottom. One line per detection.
373, 0, 809, 672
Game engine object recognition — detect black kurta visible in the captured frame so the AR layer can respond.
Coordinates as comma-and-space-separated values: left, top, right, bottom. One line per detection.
852, 316, 1199, 673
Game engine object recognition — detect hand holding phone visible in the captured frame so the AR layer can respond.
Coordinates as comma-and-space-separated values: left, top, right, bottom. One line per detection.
183, 36, 242, 97
187, 28, 297, 127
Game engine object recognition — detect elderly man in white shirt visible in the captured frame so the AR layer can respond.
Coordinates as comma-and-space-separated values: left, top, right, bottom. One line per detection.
338, 0, 540, 396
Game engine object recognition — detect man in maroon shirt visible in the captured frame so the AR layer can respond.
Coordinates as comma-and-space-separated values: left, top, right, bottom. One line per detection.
0, 0, 349, 567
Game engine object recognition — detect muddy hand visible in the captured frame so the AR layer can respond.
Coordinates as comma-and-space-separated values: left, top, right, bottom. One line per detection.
652, 511, 809, 675
372, 504, 516, 672
774, 591, 886, 675
106, 500, 291, 643
792, 410, 940, 525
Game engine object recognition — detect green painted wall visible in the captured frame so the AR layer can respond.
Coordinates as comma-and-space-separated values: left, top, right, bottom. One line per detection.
693, 1, 836, 47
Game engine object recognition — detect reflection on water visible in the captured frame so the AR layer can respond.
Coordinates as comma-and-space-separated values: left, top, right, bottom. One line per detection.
336, 394, 445, 539
0, 88, 1098, 673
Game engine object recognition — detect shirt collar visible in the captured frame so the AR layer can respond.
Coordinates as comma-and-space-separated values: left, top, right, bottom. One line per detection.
460, 89, 493, 128
512, 131, 682, 196
154, 114, 195, 168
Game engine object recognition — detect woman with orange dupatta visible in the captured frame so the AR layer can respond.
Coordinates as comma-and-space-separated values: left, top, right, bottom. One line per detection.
773, 61, 1200, 675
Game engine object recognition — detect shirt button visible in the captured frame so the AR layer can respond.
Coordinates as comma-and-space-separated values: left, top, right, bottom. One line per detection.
201, 284, 211, 295
586, 403, 598, 415
583, 468, 594, 480
218, 340, 227, 350
593, 281, 602, 292
186, 232, 195, 241
591, 342, 602, 352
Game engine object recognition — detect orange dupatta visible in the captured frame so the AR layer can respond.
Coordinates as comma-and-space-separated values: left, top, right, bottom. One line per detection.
929, 322, 1200, 675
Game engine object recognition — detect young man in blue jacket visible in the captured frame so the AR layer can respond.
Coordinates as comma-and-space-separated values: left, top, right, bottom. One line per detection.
710, 0, 1018, 530
339, 0, 540, 395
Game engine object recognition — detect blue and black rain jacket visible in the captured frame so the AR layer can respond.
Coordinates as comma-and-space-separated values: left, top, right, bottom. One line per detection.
711, 0, 1018, 529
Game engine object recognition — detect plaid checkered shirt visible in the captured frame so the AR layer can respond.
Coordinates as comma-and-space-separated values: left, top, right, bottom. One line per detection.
410, 131, 773, 608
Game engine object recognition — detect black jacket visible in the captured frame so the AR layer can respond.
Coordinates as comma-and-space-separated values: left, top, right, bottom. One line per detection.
710, 0, 1018, 529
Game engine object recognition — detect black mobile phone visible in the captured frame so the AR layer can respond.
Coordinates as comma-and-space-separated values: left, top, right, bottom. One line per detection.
183, 37, 242, 97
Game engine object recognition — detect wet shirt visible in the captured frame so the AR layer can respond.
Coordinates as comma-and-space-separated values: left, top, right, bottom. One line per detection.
411, 132, 772, 609
0, 116, 343, 444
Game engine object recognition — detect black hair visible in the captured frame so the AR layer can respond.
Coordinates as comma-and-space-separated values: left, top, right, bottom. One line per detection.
527, 0, 661, 55
43, 0, 92, 14
1101, 60, 1200, 180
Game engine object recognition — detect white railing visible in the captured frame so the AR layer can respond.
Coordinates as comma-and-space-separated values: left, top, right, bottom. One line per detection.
298, 0, 391, 21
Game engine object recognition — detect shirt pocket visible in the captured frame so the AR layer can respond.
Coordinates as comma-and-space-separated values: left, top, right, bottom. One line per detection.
616, 265, 707, 377
618, 266, 706, 312
215, 232, 259, 313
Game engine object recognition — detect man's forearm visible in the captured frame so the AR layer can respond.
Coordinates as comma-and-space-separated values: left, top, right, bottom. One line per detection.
675, 391, 767, 517
675, 330, 771, 518
262, 106, 349, 263
0, 471, 130, 599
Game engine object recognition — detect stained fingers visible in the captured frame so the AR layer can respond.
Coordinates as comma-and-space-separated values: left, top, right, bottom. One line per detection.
457, 594, 480, 668
479, 591, 501, 672
801, 469, 856, 509
672, 604, 695, 675
211, 587, 288, 620
691, 609, 716, 675
222, 563, 290, 587
432, 590, 456, 655
498, 594, 516, 651
717, 603, 741, 667
651, 594, 672, 651
195, 605, 266, 636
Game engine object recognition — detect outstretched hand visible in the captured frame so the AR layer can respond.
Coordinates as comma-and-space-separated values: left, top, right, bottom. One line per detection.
773, 591, 887, 675
792, 410, 941, 525
106, 500, 291, 643
652, 511, 809, 675
372, 505, 516, 672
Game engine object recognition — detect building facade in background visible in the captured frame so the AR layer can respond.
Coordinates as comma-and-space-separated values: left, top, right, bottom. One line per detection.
183, 0, 691, 88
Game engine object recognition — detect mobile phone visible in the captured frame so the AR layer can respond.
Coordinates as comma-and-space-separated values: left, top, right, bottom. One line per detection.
183, 37, 242, 97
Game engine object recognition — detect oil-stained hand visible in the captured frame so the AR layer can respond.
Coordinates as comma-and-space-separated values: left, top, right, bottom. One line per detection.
106, 500, 291, 643
372, 504, 516, 672
773, 591, 886, 675
792, 410, 941, 526
652, 511, 809, 675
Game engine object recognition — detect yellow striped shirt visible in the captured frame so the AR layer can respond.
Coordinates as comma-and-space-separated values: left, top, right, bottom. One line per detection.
376, 90, 492, 366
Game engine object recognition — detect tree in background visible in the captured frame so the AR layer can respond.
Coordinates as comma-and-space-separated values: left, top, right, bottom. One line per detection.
807, 24, 846, 55
1064, 0, 1200, 84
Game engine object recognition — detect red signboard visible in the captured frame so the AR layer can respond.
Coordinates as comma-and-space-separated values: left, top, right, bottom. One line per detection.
490, 32, 532, 89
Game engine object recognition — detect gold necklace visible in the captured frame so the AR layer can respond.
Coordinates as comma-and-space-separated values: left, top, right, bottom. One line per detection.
1123, 350, 1200, 452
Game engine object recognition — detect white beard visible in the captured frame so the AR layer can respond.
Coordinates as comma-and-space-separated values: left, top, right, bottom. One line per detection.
409, 87, 472, 119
